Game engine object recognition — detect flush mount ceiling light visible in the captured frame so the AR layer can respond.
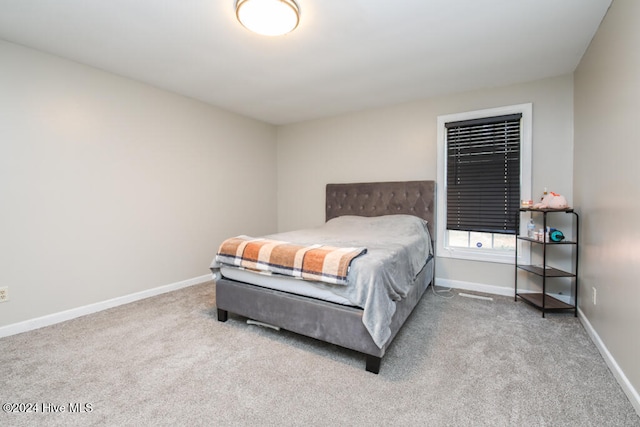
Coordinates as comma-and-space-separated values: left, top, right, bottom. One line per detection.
236, 0, 300, 36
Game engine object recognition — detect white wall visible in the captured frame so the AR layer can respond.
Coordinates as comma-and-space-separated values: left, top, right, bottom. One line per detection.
574, 0, 640, 406
277, 75, 575, 293
0, 40, 278, 327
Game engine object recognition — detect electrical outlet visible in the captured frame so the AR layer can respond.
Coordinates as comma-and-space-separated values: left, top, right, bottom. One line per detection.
592, 287, 597, 305
0, 286, 8, 303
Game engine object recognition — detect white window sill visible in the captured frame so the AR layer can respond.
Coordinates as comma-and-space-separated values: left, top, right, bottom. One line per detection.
438, 247, 517, 264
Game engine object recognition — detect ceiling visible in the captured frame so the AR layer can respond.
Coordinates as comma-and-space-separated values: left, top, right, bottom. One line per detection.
0, 0, 611, 125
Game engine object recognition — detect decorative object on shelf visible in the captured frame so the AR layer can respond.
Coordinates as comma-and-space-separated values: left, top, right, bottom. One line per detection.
533, 191, 569, 210
521, 199, 534, 208
236, 0, 300, 36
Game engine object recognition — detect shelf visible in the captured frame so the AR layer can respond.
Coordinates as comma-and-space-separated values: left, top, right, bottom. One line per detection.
517, 265, 576, 278
517, 236, 577, 245
517, 292, 575, 311
520, 207, 574, 213
515, 208, 579, 317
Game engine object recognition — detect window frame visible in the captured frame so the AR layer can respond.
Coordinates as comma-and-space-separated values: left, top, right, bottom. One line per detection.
436, 103, 532, 264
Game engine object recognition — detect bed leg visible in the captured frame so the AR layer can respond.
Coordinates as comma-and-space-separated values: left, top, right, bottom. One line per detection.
365, 355, 381, 374
217, 308, 228, 322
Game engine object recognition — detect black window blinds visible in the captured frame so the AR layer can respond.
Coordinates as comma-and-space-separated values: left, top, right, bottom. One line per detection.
446, 113, 522, 234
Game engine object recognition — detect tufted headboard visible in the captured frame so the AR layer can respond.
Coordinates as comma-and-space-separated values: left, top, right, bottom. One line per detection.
325, 181, 436, 239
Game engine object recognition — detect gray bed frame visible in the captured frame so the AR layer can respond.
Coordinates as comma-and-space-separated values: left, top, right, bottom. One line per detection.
215, 180, 436, 373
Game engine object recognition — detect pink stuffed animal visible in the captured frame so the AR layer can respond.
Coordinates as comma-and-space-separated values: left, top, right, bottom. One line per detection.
533, 192, 568, 209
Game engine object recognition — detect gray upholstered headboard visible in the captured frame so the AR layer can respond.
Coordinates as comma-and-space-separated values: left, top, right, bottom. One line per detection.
325, 181, 436, 239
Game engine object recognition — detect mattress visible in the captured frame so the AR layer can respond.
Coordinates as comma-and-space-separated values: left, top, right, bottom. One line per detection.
219, 266, 354, 306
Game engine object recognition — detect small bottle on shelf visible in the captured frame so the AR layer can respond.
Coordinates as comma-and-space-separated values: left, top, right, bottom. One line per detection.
527, 219, 535, 238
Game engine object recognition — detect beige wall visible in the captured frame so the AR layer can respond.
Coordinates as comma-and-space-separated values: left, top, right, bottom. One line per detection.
277, 75, 575, 292
0, 40, 278, 327
574, 0, 640, 403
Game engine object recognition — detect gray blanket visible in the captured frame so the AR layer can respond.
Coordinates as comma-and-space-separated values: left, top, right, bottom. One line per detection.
227, 214, 433, 348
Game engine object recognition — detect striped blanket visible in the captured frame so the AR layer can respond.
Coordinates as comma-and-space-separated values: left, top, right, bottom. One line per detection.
215, 236, 367, 285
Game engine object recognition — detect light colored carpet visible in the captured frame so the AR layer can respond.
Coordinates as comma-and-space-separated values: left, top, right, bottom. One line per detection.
1, 281, 638, 426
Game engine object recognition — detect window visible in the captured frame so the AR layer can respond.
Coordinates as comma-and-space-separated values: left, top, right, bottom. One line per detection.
437, 104, 532, 264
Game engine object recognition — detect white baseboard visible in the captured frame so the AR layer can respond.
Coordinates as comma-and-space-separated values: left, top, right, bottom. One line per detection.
0, 274, 213, 339
578, 308, 640, 417
436, 277, 572, 304
435, 277, 514, 297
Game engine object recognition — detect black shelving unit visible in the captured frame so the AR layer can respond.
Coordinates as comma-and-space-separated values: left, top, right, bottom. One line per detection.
515, 208, 579, 317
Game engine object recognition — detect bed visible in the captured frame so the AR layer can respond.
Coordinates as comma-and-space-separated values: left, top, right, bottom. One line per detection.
210, 180, 435, 373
